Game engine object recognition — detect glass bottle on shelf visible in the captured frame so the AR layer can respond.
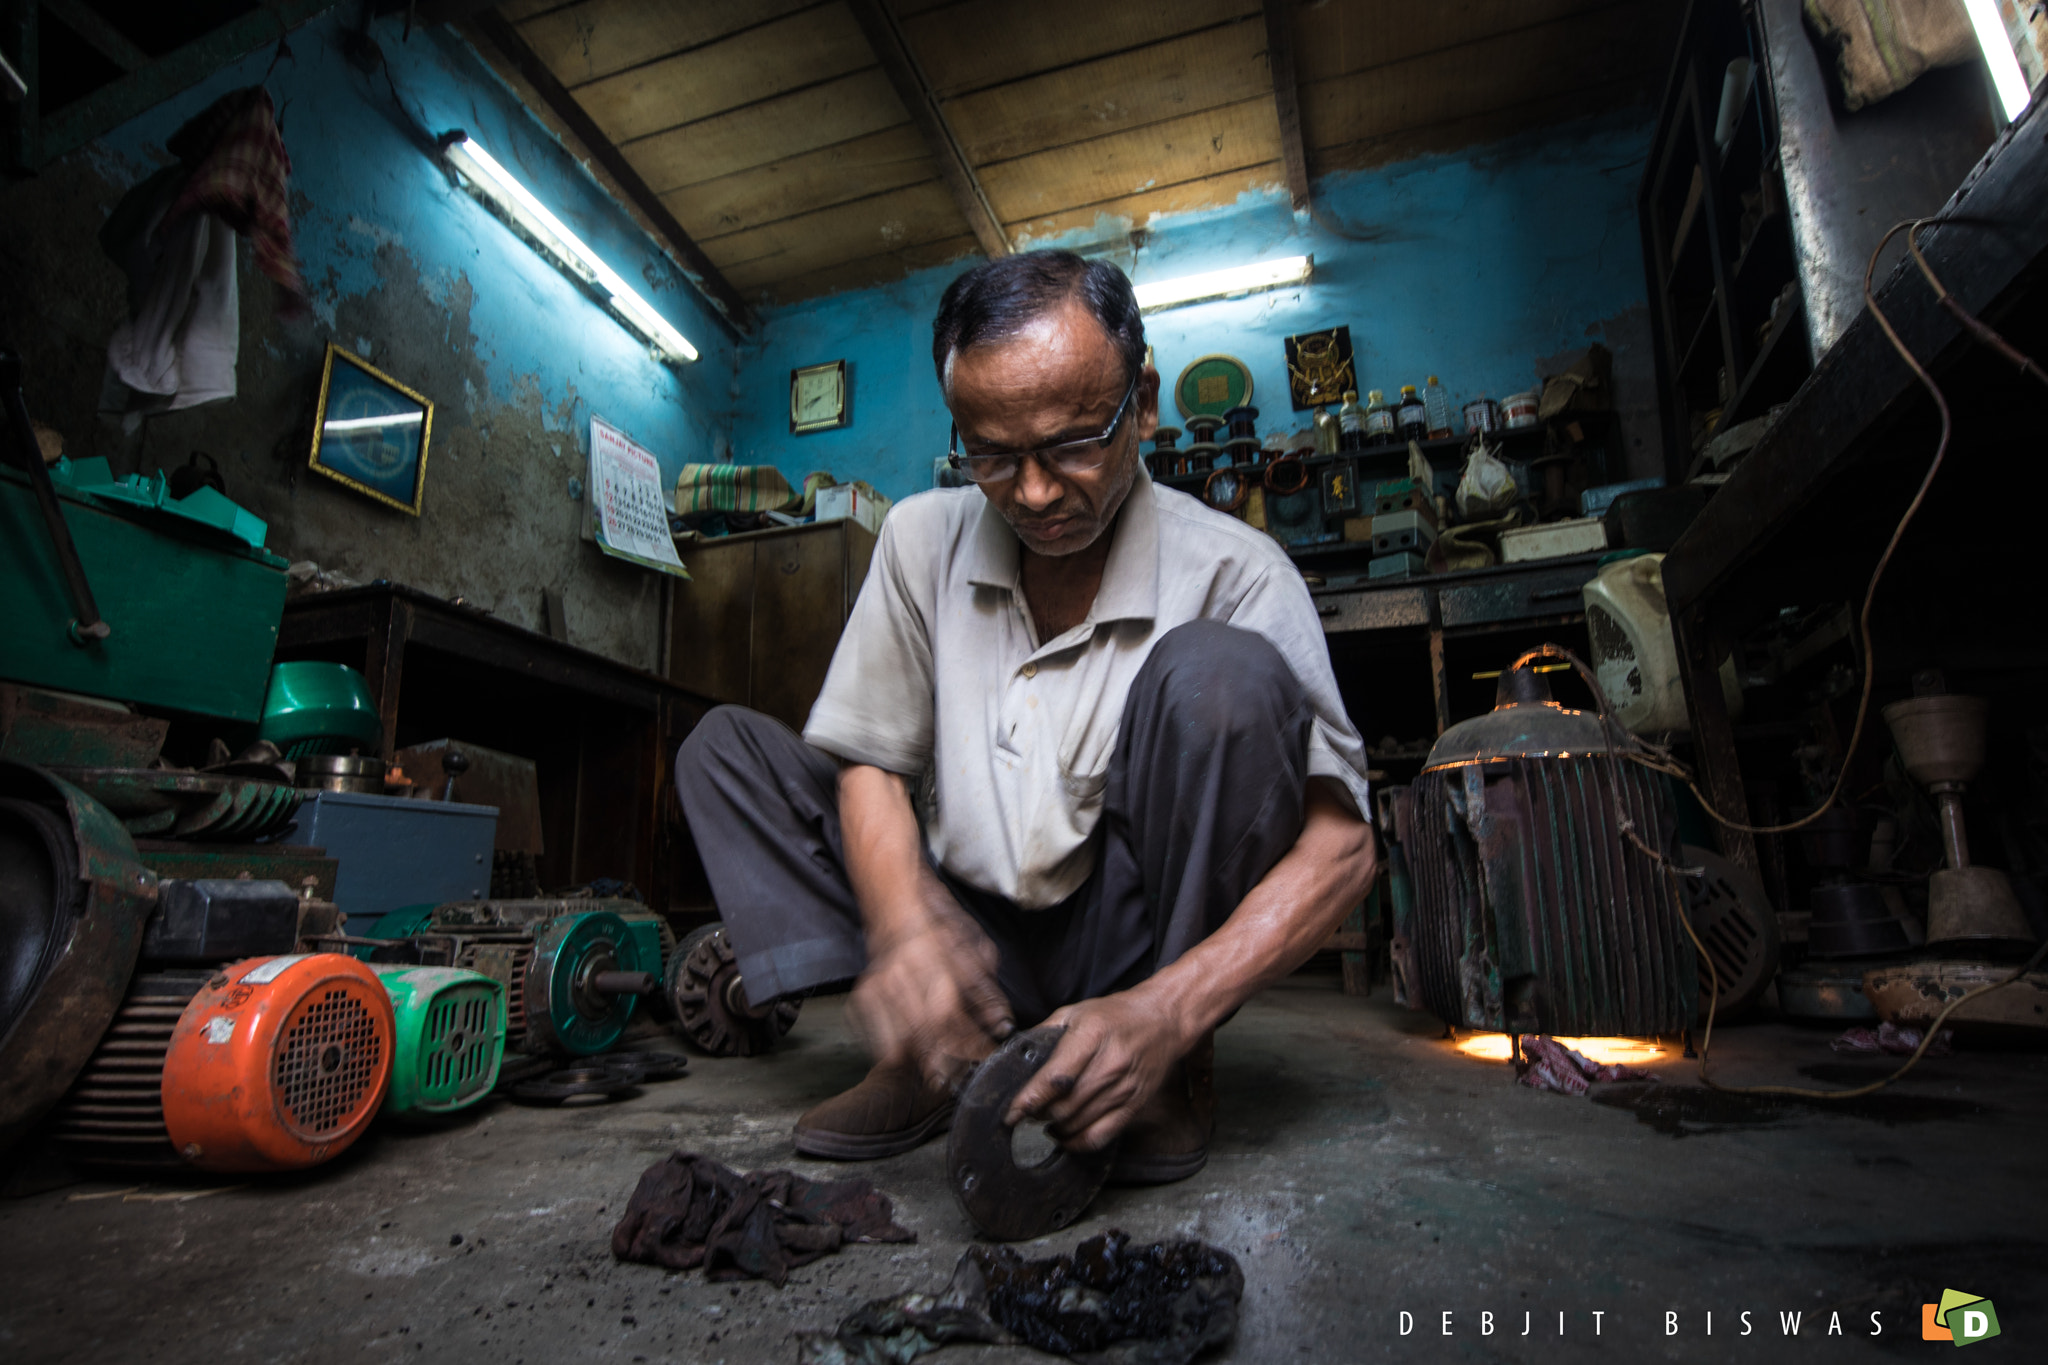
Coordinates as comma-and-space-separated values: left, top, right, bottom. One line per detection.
1313, 404, 1340, 455
1337, 390, 1365, 451
1396, 385, 1428, 443
1363, 389, 1395, 446
1423, 376, 1453, 440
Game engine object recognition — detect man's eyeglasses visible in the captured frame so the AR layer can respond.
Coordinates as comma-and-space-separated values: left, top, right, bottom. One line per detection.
946, 372, 1140, 485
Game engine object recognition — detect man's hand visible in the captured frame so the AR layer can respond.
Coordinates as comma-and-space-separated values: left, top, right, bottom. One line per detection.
838, 763, 1015, 1089
1001, 984, 1188, 1151
848, 900, 1013, 1090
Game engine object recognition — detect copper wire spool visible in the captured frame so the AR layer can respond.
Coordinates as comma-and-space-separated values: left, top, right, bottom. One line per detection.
1203, 465, 1249, 513
1263, 454, 1309, 495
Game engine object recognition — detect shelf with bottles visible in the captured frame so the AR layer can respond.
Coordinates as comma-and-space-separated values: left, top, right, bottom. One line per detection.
1148, 416, 1606, 495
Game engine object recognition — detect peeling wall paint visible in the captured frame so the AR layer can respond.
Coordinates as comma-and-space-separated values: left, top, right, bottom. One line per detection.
730, 112, 1663, 503
1, 11, 732, 669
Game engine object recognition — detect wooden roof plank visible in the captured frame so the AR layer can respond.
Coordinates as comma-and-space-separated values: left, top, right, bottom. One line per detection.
710, 180, 971, 284
1298, 4, 1670, 157
1291, 0, 1653, 85
662, 125, 938, 242
514, 0, 817, 89
621, 69, 910, 194
1007, 164, 1286, 244
944, 19, 1268, 166
570, 4, 874, 145
904, 0, 1261, 99
978, 98, 1284, 223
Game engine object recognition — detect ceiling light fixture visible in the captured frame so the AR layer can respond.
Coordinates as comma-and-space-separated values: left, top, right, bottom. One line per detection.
1132, 255, 1313, 312
442, 132, 699, 364
1961, 0, 2034, 122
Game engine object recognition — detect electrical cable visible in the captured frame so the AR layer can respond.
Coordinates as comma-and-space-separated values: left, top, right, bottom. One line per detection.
1606, 216, 2048, 840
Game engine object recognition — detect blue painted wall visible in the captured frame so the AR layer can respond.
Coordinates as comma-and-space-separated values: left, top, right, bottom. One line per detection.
730, 112, 1661, 504
4, 10, 731, 666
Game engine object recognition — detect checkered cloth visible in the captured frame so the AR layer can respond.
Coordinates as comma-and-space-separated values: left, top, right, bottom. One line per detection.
673, 463, 801, 516
164, 87, 303, 300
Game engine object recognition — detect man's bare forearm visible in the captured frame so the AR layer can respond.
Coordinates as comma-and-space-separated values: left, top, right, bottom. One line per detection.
837, 764, 937, 946
1133, 779, 1377, 1046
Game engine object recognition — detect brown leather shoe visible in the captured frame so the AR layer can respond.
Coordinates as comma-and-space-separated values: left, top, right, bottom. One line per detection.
1108, 1031, 1215, 1185
793, 1061, 956, 1160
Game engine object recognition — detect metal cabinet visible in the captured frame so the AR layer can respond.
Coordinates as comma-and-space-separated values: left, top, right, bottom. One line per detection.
665, 520, 878, 731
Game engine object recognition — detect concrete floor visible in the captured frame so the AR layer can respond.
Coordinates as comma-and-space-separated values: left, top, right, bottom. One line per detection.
3, 976, 2042, 1364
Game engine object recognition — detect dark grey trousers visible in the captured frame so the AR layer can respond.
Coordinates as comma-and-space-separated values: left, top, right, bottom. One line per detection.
672, 620, 1314, 1025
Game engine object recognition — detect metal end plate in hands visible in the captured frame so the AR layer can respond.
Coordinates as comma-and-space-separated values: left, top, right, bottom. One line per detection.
947, 1026, 1116, 1243
664, 924, 799, 1057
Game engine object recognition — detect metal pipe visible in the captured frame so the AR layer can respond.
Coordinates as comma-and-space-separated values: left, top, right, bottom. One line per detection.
2, 344, 109, 643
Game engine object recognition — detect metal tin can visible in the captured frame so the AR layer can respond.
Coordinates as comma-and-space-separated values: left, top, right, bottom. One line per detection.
1462, 397, 1502, 436
1502, 391, 1540, 429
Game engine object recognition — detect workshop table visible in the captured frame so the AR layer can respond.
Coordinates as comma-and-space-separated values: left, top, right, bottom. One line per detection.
276, 583, 714, 913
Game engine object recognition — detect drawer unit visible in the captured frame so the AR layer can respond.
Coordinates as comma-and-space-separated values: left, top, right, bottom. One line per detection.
1314, 586, 1430, 634
1437, 563, 1599, 628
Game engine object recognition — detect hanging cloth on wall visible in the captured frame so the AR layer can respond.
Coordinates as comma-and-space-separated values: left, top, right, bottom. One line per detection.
98, 87, 304, 420
161, 87, 304, 301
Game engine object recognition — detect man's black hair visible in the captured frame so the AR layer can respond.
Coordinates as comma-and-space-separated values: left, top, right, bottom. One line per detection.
931, 249, 1145, 389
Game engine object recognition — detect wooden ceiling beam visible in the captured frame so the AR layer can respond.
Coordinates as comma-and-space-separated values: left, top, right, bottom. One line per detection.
1262, 0, 1310, 210
472, 10, 756, 337
845, 0, 1008, 261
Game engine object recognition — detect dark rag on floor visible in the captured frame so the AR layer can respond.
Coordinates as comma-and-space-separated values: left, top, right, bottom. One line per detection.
610, 1151, 913, 1286
801, 1229, 1244, 1365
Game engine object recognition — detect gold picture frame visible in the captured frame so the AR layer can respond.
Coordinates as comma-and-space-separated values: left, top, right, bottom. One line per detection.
308, 343, 435, 515
790, 359, 849, 434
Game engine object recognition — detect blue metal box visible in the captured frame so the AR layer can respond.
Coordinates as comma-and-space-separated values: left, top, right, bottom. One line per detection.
286, 791, 498, 934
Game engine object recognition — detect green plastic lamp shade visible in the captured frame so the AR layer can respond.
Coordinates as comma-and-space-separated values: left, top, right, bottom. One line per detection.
258, 662, 383, 758
371, 965, 506, 1115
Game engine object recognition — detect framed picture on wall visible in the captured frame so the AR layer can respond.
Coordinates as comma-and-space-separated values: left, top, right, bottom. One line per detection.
1284, 326, 1355, 411
307, 343, 434, 515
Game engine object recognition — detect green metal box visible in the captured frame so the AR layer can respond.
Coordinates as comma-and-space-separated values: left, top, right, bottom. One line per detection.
1, 464, 288, 721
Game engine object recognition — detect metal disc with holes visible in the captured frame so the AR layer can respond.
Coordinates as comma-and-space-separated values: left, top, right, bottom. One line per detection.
509, 1064, 642, 1105
523, 911, 645, 1056
1682, 843, 1782, 1020
665, 923, 800, 1057
598, 1050, 688, 1082
946, 1026, 1116, 1242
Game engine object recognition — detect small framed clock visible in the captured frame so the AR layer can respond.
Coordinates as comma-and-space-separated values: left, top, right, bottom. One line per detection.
790, 360, 849, 434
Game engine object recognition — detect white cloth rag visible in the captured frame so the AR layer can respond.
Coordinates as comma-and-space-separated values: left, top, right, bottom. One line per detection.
101, 203, 238, 417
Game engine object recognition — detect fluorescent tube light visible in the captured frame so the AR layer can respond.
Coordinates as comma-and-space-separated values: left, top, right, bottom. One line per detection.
443, 133, 699, 363
324, 412, 424, 433
1132, 255, 1313, 311
1963, 0, 2033, 122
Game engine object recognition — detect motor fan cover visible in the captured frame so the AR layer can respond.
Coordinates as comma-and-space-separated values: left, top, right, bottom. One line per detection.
162, 953, 393, 1171
371, 965, 505, 1115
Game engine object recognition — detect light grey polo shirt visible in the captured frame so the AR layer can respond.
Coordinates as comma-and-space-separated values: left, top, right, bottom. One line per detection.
802, 469, 1372, 909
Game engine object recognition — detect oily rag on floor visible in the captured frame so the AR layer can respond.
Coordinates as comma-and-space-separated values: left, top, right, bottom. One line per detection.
610, 1151, 913, 1285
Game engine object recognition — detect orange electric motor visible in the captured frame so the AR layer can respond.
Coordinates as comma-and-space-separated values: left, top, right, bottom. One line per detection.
160, 953, 394, 1172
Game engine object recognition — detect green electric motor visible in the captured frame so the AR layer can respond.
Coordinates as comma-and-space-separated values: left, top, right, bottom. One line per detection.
371, 965, 507, 1115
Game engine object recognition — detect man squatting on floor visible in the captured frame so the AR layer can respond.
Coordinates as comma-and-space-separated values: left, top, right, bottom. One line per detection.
676, 249, 1380, 1183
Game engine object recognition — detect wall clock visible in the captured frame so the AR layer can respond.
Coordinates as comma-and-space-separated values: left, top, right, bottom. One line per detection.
791, 360, 849, 434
